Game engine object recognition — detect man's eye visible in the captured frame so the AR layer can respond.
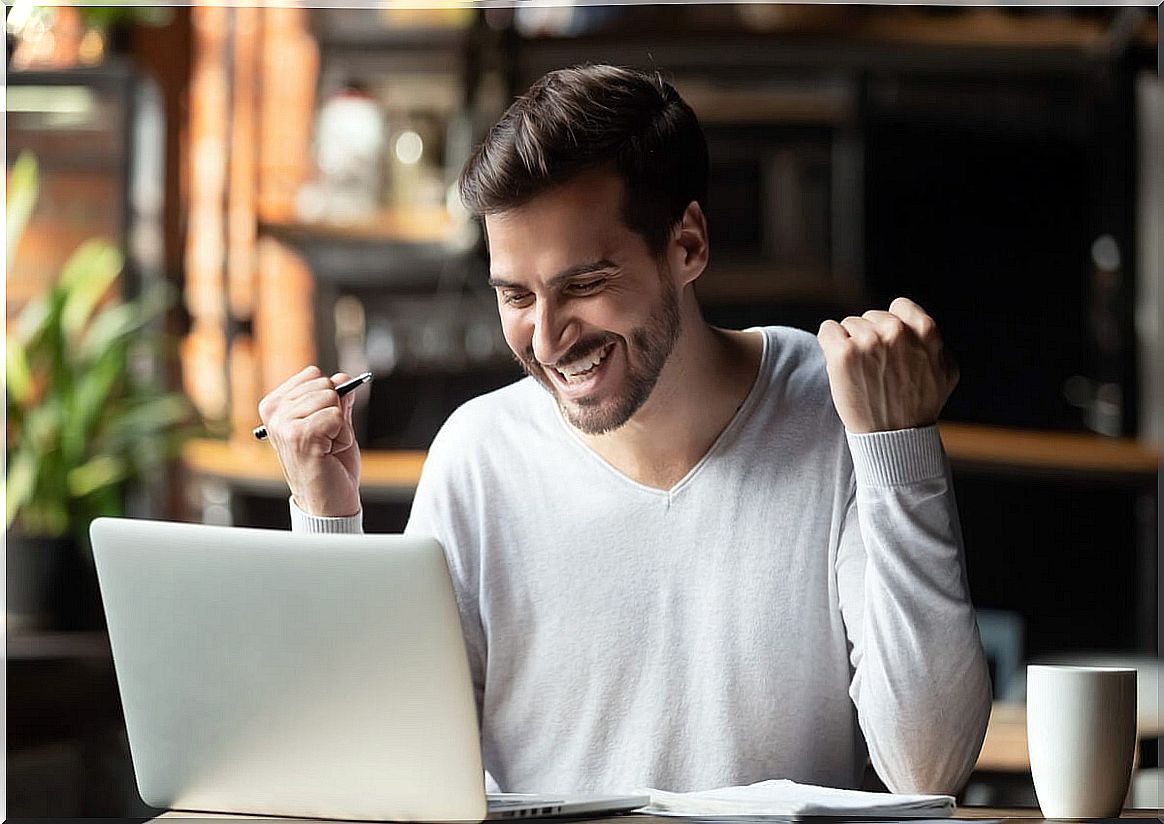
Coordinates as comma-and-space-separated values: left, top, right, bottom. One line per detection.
502, 291, 533, 307
568, 279, 605, 295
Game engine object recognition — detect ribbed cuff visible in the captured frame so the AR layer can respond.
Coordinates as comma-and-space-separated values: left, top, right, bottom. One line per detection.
845, 424, 947, 487
288, 496, 363, 534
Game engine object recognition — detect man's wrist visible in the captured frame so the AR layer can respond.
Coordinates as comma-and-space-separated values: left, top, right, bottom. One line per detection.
846, 424, 946, 487
289, 496, 363, 534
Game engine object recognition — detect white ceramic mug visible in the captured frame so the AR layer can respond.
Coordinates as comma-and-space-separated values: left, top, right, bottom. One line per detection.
1026, 664, 1137, 819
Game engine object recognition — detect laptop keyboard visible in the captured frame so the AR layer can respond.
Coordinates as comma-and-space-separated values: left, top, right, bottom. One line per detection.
488, 797, 565, 808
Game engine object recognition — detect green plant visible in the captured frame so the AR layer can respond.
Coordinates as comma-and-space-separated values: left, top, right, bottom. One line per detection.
5, 151, 198, 544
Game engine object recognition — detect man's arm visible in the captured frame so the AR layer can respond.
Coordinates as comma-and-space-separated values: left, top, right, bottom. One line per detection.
835, 425, 991, 794
817, 298, 990, 793
258, 366, 363, 521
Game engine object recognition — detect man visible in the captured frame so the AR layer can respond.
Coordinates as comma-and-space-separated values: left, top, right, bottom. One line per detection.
259, 65, 991, 797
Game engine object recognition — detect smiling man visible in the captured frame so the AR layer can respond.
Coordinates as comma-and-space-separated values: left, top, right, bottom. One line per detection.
259, 65, 991, 797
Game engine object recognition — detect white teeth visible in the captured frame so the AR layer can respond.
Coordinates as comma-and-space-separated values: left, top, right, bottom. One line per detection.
556, 344, 610, 382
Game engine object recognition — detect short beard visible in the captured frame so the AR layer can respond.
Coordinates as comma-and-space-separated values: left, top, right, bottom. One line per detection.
517, 280, 682, 435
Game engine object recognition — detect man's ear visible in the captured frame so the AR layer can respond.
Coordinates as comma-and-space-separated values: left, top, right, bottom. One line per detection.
670, 200, 709, 287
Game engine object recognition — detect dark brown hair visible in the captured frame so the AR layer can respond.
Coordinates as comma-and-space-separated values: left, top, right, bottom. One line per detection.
458, 64, 708, 256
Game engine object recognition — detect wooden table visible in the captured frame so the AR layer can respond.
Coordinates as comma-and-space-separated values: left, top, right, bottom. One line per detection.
156, 807, 1163, 821
145, 700, 1164, 822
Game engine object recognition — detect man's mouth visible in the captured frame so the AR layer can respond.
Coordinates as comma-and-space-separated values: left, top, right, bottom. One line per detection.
552, 342, 614, 385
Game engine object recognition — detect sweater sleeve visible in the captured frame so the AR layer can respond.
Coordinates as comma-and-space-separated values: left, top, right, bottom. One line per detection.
289, 496, 363, 533
834, 424, 992, 795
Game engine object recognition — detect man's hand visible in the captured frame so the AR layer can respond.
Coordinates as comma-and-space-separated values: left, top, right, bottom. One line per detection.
257, 366, 362, 516
817, 297, 958, 434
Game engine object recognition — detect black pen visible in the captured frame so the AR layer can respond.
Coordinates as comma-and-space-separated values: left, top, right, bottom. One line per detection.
253, 371, 373, 441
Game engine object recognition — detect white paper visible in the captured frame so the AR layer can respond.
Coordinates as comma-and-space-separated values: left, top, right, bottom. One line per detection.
637, 779, 956, 818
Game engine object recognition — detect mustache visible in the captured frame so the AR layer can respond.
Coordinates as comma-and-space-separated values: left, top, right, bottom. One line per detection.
519, 334, 617, 370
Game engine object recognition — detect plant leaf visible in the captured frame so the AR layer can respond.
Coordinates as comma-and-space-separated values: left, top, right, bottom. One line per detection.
68, 455, 129, 498
63, 342, 126, 463
100, 394, 194, 457
79, 284, 172, 363
6, 152, 39, 277
23, 399, 64, 453
14, 289, 62, 353
5, 446, 38, 529
60, 240, 124, 342
5, 337, 33, 405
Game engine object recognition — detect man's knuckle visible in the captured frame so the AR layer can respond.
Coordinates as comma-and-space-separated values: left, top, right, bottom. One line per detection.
835, 341, 860, 366
881, 321, 905, 345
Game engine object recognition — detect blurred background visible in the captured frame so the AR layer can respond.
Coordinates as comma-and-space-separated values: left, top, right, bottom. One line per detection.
5, 2, 1161, 816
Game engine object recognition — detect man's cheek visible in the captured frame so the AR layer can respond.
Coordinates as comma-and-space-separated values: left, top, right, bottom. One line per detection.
499, 323, 535, 369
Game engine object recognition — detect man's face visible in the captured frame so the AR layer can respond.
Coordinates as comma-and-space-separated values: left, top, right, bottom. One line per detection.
485, 170, 681, 435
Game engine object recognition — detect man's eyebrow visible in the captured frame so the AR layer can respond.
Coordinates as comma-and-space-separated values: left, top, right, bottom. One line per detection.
487, 259, 618, 291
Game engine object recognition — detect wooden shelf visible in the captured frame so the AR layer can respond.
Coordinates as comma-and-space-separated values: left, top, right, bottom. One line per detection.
523, 7, 1157, 51
696, 263, 860, 305
182, 426, 1161, 499
975, 701, 1030, 773
851, 7, 1157, 50
260, 207, 456, 246
940, 423, 1161, 477
316, 27, 471, 52
181, 438, 427, 495
976, 698, 1164, 774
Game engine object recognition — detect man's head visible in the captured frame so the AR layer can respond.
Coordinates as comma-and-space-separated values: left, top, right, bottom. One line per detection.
459, 64, 708, 258
459, 65, 711, 435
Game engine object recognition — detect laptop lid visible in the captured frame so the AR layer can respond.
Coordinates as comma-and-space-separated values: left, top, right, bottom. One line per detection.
90, 517, 487, 821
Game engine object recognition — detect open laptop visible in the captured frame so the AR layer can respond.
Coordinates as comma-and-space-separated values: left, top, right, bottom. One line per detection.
89, 517, 649, 821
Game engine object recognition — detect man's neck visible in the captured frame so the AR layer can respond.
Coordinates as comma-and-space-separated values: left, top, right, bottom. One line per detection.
575, 306, 763, 491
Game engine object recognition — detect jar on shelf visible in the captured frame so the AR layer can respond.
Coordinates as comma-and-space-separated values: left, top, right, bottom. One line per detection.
297, 80, 385, 225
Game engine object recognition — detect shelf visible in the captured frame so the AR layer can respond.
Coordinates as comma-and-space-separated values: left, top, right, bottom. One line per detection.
515, 10, 1156, 80
317, 27, 471, 53
675, 79, 854, 126
976, 701, 1029, 773
260, 208, 456, 246
851, 7, 1157, 50
182, 426, 1161, 501
520, 7, 1157, 51
977, 695, 1163, 774
696, 263, 860, 305
181, 438, 427, 497
258, 209, 478, 288
939, 423, 1161, 477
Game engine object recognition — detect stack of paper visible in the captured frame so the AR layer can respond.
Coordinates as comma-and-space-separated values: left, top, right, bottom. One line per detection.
638, 778, 956, 818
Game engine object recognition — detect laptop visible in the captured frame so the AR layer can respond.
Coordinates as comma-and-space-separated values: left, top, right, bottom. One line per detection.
89, 517, 649, 821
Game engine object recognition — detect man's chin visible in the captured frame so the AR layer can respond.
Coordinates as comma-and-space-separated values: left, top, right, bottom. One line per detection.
522, 359, 643, 435
557, 393, 637, 436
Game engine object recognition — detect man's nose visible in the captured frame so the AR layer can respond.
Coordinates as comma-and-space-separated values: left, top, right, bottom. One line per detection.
532, 298, 578, 365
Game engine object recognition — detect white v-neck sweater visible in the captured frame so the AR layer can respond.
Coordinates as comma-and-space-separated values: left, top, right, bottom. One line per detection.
291, 326, 991, 796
